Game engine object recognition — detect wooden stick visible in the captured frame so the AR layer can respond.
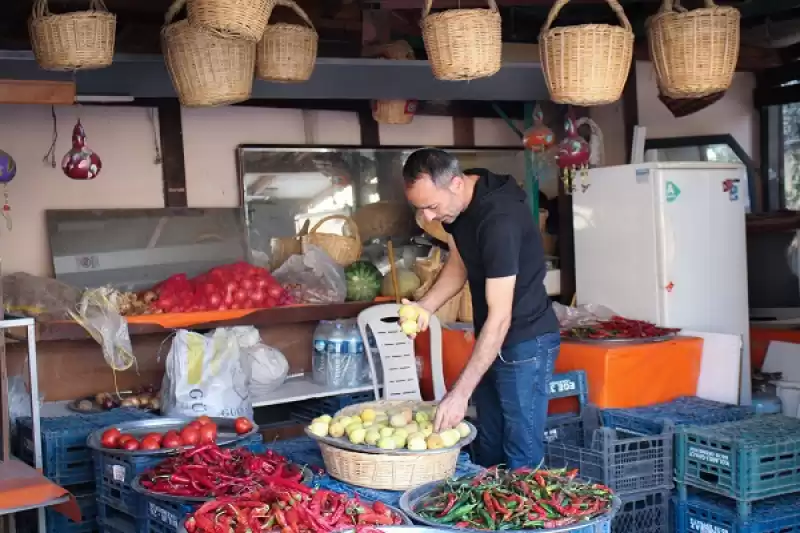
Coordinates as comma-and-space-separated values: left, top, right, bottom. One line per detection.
388, 240, 401, 304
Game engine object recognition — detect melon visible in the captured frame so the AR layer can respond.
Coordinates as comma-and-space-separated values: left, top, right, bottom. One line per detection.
344, 261, 382, 302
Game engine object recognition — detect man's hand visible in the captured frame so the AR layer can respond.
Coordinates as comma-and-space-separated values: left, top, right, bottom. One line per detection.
400, 298, 431, 338
434, 389, 469, 432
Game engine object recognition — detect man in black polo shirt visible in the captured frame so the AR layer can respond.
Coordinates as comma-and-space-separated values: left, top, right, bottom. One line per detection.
402, 148, 560, 470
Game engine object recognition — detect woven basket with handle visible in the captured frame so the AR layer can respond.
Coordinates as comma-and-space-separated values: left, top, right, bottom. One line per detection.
352, 202, 414, 242
421, 0, 502, 81
257, 0, 318, 83
647, 0, 740, 99
161, 0, 255, 107
373, 100, 416, 125
306, 215, 362, 267
540, 0, 634, 106
188, 0, 273, 41
29, 0, 116, 71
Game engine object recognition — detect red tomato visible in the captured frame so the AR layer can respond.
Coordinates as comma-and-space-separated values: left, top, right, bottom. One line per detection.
186, 421, 202, 431
250, 289, 265, 305
266, 285, 283, 299
143, 432, 163, 445
234, 289, 247, 303
234, 417, 254, 435
199, 423, 218, 444
256, 278, 269, 290
208, 293, 222, 307
224, 281, 237, 295
180, 427, 200, 446
231, 302, 243, 310
162, 434, 183, 448
140, 437, 161, 451
117, 434, 135, 446
196, 416, 213, 426
266, 297, 278, 308
202, 282, 216, 295
241, 278, 255, 291
121, 439, 140, 451
223, 293, 235, 306
100, 428, 121, 448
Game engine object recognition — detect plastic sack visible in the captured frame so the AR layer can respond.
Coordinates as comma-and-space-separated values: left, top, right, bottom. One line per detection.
231, 326, 289, 396
272, 244, 346, 304
161, 328, 253, 419
553, 302, 617, 330
71, 288, 136, 372
3, 272, 81, 320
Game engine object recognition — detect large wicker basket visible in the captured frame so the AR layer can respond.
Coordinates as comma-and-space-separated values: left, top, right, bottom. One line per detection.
188, 0, 272, 41
373, 100, 416, 125
314, 400, 468, 490
647, 0, 740, 99
29, 0, 116, 71
540, 0, 634, 106
352, 202, 414, 242
421, 0, 501, 81
256, 0, 318, 83
162, 0, 255, 107
306, 214, 362, 267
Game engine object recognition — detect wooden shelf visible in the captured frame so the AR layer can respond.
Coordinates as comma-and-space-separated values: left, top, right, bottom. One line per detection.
252, 375, 376, 407
35, 301, 381, 342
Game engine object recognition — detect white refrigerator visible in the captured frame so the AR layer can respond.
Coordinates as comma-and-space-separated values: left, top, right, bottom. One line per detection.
572, 162, 751, 404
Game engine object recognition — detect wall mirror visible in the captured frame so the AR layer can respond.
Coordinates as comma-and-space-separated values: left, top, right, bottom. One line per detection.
236, 146, 540, 268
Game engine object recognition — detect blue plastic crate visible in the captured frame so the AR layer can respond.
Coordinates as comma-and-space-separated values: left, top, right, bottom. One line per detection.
675, 488, 800, 533
15, 483, 98, 533
613, 489, 671, 533
98, 498, 144, 533
545, 413, 584, 447
676, 415, 800, 514
143, 497, 196, 532
545, 407, 673, 495
602, 396, 755, 436
549, 370, 589, 412
17, 409, 156, 485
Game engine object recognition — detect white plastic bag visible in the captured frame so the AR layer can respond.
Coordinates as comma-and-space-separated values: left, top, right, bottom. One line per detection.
161, 328, 253, 419
273, 245, 347, 304
231, 327, 289, 395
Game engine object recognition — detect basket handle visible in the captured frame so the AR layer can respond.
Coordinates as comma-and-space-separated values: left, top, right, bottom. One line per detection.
269, 0, 316, 30
309, 214, 361, 242
164, 0, 187, 25
33, 0, 109, 18
661, 0, 714, 13
541, 0, 633, 34
422, 0, 498, 19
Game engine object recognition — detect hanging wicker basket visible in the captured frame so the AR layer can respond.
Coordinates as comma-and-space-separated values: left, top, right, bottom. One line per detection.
647, 0, 740, 99
188, 0, 273, 42
29, 0, 116, 71
256, 0, 318, 83
421, 0, 502, 81
305, 214, 362, 267
352, 202, 414, 242
372, 100, 417, 125
540, 0, 634, 106
161, 0, 255, 107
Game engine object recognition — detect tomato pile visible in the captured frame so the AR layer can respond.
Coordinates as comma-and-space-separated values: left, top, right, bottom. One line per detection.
99, 416, 254, 452
140, 443, 312, 499
150, 262, 294, 314
185, 487, 405, 533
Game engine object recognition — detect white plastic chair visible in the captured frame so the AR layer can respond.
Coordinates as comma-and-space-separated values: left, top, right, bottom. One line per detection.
357, 303, 446, 402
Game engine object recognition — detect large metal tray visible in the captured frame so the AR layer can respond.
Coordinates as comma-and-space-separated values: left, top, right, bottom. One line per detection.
400, 479, 621, 533
87, 417, 258, 456
131, 464, 314, 503
561, 333, 678, 345
304, 420, 477, 456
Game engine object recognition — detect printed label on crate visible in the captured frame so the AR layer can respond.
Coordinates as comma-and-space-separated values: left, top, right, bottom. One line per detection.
550, 379, 577, 394
544, 428, 559, 443
688, 446, 731, 468
23, 437, 33, 452
149, 501, 179, 528
107, 464, 126, 483
689, 517, 730, 533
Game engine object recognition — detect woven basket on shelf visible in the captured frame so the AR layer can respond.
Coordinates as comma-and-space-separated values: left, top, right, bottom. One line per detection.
161, 0, 255, 107
29, 0, 116, 71
188, 0, 272, 41
373, 100, 417, 125
256, 0, 318, 83
352, 202, 414, 242
647, 0, 740, 99
421, 0, 501, 81
317, 400, 462, 490
540, 0, 634, 106
305, 215, 362, 267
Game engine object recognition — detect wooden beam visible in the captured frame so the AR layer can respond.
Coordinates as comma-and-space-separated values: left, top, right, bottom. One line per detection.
757, 61, 800, 90
755, 82, 800, 107
358, 102, 380, 146
622, 61, 638, 164
0, 79, 75, 105
452, 116, 476, 147
156, 100, 187, 207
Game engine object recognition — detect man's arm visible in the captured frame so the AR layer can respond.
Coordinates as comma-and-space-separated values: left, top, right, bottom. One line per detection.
417, 234, 467, 314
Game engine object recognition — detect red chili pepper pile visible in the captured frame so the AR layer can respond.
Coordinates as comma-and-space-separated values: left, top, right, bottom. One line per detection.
184, 486, 404, 533
414, 467, 614, 530
561, 316, 680, 341
140, 444, 315, 499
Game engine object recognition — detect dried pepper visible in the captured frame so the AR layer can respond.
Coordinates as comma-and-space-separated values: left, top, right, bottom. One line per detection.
561, 316, 680, 341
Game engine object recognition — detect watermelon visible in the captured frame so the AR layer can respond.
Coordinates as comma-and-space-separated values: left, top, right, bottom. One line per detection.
345, 261, 382, 302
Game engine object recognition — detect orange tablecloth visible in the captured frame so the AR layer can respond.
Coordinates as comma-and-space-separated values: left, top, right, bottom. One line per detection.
750, 326, 800, 370
415, 329, 703, 409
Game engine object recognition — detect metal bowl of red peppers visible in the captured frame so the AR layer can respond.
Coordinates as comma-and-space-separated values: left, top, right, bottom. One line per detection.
560, 316, 680, 344
399, 467, 620, 532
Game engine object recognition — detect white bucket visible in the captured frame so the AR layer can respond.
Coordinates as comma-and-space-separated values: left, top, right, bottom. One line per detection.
773, 380, 800, 418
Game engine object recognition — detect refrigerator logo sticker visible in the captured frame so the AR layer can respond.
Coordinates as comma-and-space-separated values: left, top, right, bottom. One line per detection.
723, 179, 740, 201
665, 181, 681, 203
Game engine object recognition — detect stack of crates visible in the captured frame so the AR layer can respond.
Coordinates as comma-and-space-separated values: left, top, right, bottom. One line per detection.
599, 396, 758, 533
545, 406, 674, 533
14, 409, 157, 533
545, 370, 590, 446
674, 414, 800, 533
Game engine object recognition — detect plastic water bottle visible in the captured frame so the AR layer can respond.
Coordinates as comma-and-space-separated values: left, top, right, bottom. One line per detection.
312, 320, 331, 385
325, 321, 352, 388
343, 320, 369, 386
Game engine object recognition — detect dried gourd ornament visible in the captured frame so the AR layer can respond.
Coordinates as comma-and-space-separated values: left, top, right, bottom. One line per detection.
0, 150, 15, 230
522, 105, 555, 153
555, 115, 590, 194
62, 120, 102, 180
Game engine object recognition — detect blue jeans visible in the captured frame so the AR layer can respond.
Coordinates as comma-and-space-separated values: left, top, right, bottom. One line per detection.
472, 332, 560, 470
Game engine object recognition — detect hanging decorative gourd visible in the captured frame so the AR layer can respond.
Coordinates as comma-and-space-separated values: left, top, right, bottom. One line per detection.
522, 105, 555, 153
555, 114, 591, 194
0, 150, 16, 230
62, 120, 102, 180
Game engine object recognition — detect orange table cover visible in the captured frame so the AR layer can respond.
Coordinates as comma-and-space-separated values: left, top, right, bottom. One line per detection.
0, 460, 80, 520
415, 329, 703, 409
750, 326, 800, 370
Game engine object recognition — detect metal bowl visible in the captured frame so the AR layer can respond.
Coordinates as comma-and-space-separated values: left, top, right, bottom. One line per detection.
131, 464, 315, 503
400, 479, 621, 533
561, 333, 678, 345
87, 417, 258, 457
